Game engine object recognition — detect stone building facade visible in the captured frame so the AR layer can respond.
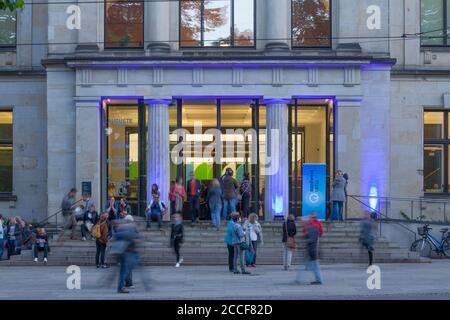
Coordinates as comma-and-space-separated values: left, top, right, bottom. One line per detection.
0, 0, 449, 222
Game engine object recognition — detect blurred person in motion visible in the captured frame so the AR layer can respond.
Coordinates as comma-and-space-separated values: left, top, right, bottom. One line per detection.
282, 215, 297, 271
239, 173, 252, 219
170, 213, 184, 267
359, 211, 376, 266
33, 228, 49, 264
295, 212, 323, 285
186, 172, 201, 224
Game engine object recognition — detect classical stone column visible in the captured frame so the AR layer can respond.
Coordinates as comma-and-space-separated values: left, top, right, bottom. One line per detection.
147, 100, 171, 220
264, 99, 290, 220
75, 97, 102, 212
265, 0, 289, 52
145, 0, 171, 53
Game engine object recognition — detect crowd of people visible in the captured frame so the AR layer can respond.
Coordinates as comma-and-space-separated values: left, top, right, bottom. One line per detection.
0, 168, 377, 293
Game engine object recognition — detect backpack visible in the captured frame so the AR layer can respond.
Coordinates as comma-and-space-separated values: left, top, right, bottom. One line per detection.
92, 223, 102, 239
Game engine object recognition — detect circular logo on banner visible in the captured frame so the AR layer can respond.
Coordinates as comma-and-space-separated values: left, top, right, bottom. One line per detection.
309, 193, 320, 204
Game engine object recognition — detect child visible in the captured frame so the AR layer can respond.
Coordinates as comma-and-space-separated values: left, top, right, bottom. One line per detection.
170, 214, 184, 267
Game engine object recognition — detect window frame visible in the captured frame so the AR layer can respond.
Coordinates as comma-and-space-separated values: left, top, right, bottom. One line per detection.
0, 9, 17, 48
420, 0, 449, 47
291, 0, 332, 49
424, 109, 450, 194
0, 110, 13, 196
104, 0, 145, 49
179, 0, 257, 49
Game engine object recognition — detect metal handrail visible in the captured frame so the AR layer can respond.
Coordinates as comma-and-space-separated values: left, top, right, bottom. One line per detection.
38, 199, 83, 228
348, 195, 417, 241
349, 194, 450, 204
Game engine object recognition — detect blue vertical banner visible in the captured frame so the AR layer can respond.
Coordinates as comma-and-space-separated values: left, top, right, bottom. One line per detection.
302, 164, 327, 221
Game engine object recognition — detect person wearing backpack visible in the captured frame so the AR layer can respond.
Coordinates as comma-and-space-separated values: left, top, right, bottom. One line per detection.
295, 212, 323, 285
282, 215, 297, 270
94, 213, 109, 268
231, 213, 250, 275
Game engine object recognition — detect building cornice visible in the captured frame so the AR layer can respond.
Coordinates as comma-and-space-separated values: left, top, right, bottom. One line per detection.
0, 69, 46, 77
392, 69, 450, 76
42, 55, 396, 69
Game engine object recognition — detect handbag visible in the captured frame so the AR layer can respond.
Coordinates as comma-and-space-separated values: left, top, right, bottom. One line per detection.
240, 242, 249, 251
285, 221, 296, 250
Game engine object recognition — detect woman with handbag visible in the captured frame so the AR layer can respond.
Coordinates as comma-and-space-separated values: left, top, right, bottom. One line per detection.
282, 215, 297, 270
243, 213, 263, 268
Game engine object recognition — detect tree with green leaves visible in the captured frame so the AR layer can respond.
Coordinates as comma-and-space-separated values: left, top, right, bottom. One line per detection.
0, 0, 24, 11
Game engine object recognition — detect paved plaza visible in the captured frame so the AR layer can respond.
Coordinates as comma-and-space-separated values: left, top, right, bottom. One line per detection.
1, 261, 450, 300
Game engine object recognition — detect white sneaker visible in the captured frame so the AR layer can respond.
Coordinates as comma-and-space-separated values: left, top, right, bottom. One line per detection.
34, 258, 38, 262
44, 258, 48, 263
179, 257, 184, 264
175, 262, 180, 268
82, 237, 87, 241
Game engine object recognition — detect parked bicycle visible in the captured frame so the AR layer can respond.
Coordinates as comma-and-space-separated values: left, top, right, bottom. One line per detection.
410, 225, 450, 258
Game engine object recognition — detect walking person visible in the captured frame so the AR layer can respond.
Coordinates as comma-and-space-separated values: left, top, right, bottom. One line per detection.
0, 215, 4, 260
330, 170, 347, 222
61, 188, 79, 240
231, 213, 250, 275
359, 211, 376, 266
81, 204, 99, 241
223, 169, 239, 221
243, 213, 263, 268
93, 213, 109, 268
296, 213, 323, 285
186, 172, 201, 224
224, 215, 235, 272
33, 228, 50, 263
170, 214, 184, 267
240, 174, 252, 218
282, 215, 297, 270
208, 178, 222, 231
146, 193, 167, 230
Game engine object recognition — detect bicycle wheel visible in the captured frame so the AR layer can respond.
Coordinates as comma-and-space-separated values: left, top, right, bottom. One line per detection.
410, 239, 432, 258
442, 238, 450, 257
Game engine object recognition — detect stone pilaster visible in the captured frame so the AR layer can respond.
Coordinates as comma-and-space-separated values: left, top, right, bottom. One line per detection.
264, 0, 289, 52
145, 1, 171, 53
264, 99, 290, 220
147, 100, 171, 219
76, 0, 100, 52
75, 97, 102, 212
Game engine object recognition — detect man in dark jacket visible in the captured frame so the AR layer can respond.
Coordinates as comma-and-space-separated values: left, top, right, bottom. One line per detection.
186, 172, 201, 224
81, 204, 99, 241
295, 212, 323, 285
282, 215, 297, 270
170, 214, 184, 267
222, 169, 239, 220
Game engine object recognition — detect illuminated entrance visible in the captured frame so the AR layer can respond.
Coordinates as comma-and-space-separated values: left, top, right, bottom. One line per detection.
102, 98, 334, 219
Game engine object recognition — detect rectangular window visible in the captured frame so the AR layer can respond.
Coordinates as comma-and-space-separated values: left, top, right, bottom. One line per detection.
423, 110, 450, 193
0, 111, 13, 193
0, 9, 16, 47
292, 0, 331, 48
180, 0, 255, 48
105, 0, 144, 48
421, 0, 449, 46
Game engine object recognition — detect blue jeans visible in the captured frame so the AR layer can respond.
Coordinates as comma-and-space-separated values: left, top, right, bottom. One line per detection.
223, 198, 236, 220
0, 239, 4, 260
189, 196, 200, 222
210, 203, 222, 227
331, 201, 344, 221
118, 252, 139, 291
296, 260, 323, 284
147, 213, 162, 228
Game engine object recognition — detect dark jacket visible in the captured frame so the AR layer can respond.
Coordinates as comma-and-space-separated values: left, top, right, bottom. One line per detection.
35, 234, 49, 250
6, 224, 22, 242
61, 194, 76, 215
282, 220, 297, 243
170, 222, 184, 245
207, 186, 222, 207
223, 175, 239, 200
186, 179, 202, 199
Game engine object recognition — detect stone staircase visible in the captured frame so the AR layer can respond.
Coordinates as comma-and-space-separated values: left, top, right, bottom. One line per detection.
0, 219, 423, 266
